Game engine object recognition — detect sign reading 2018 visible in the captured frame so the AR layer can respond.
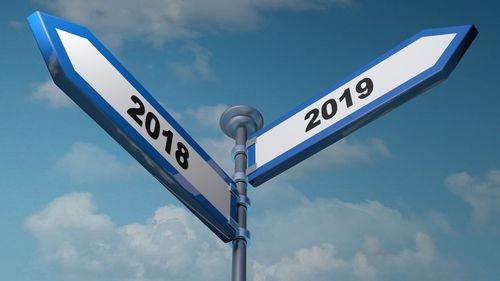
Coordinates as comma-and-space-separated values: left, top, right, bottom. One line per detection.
28, 11, 239, 243
127, 95, 189, 169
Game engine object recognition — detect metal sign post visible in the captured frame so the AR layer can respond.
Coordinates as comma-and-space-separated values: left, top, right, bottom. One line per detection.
220, 106, 263, 281
28, 10, 478, 281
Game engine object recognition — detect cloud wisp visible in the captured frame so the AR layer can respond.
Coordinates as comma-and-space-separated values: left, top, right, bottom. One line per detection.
40, 0, 355, 47
26, 192, 229, 281
252, 233, 445, 281
31, 80, 74, 108
169, 43, 215, 83
446, 169, 500, 231
56, 142, 138, 184
37, 0, 356, 83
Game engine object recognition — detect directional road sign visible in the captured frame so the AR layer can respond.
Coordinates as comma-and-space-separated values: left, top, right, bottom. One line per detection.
247, 25, 477, 186
28, 11, 238, 242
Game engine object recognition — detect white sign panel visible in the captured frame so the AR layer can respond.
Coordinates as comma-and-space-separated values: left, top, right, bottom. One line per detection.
28, 11, 238, 242
247, 25, 477, 186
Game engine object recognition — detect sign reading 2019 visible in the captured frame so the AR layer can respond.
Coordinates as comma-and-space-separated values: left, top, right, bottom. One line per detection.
305, 77, 374, 132
247, 25, 478, 186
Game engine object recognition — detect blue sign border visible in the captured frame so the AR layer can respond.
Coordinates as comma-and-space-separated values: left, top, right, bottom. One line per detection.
248, 25, 478, 187
28, 11, 238, 242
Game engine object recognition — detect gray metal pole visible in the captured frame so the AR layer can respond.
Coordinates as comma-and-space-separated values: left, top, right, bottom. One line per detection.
232, 125, 248, 281
220, 105, 263, 281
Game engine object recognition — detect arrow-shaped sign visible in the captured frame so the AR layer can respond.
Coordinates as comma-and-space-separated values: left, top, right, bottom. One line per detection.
247, 25, 477, 186
28, 11, 238, 242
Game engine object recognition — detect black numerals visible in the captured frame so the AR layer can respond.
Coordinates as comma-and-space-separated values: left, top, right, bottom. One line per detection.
304, 99, 338, 132
127, 95, 145, 126
145, 112, 160, 139
305, 108, 321, 132
321, 99, 338, 120
304, 77, 374, 132
162, 130, 173, 154
127, 95, 190, 170
175, 142, 189, 169
356, 78, 373, 99
339, 88, 353, 108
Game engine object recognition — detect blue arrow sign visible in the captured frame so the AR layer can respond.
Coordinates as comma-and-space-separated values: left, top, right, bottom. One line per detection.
247, 25, 477, 187
28, 11, 238, 242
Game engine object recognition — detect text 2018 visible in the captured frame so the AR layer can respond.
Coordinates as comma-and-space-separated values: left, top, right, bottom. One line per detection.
127, 95, 190, 169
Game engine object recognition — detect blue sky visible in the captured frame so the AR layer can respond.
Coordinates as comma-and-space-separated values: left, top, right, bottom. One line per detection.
1, 0, 499, 280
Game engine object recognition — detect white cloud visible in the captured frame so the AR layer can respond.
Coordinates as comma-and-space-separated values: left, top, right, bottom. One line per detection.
31, 80, 74, 107
251, 198, 423, 262
34, 0, 355, 90
445, 169, 500, 230
252, 232, 453, 281
40, 0, 355, 47
57, 142, 138, 183
27, 190, 461, 281
26, 192, 229, 281
249, 191, 460, 281
253, 243, 348, 281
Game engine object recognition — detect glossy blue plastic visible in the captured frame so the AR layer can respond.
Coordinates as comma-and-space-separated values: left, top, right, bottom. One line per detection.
248, 25, 478, 187
27, 11, 238, 242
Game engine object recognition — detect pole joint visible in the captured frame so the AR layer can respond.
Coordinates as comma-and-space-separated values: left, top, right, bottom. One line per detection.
237, 194, 251, 209
233, 172, 246, 183
232, 144, 247, 159
233, 227, 251, 245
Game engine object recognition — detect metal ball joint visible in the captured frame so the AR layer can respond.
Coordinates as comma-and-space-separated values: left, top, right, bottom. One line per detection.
220, 105, 264, 139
